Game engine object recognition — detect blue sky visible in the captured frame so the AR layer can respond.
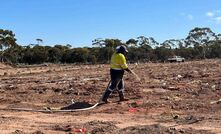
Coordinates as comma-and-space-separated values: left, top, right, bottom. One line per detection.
1, 0, 221, 47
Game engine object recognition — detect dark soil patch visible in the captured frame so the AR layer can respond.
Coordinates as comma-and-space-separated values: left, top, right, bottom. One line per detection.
60, 101, 94, 110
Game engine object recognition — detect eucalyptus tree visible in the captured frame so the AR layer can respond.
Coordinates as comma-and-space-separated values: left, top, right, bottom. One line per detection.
217, 34, 221, 40
92, 38, 105, 47
161, 39, 185, 49
92, 38, 124, 63
126, 38, 138, 47
137, 36, 149, 46
135, 36, 158, 62
0, 29, 17, 62
185, 27, 218, 59
137, 36, 159, 48
0, 29, 17, 49
36, 38, 43, 45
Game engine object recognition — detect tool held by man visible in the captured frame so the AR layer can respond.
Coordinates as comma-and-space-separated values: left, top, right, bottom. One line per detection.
130, 70, 141, 81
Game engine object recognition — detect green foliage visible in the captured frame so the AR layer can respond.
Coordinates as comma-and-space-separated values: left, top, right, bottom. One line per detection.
155, 47, 172, 62
0, 29, 17, 62
209, 41, 221, 58
72, 48, 89, 63
47, 47, 62, 63
126, 38, 138, 46
32, 45, 48, 64
0, 29, 17, 49
1, 27, 221, 65
2, 45, 22, 63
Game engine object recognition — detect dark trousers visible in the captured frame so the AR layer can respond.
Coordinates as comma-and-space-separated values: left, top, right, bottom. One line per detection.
109, 69, 124, 91
101, 69, 125, 101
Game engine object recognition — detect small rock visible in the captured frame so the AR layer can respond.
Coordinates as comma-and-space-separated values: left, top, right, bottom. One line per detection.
12, 130, 25, 134
173, 115, 179, 119
160, 96, 170, 100
167, 86, 179, 90
211, 85, 216, 90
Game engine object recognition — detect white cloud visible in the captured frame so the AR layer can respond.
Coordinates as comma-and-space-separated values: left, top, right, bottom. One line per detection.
187, 14, 193, 20
215, 16, 221, 24
215, 10, 221, 13
206, 12, 214, 17
206, 10, 221, 24
180, 13, 193, 20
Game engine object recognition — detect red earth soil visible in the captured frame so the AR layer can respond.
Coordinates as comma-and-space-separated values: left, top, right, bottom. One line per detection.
0, 59, 220, 134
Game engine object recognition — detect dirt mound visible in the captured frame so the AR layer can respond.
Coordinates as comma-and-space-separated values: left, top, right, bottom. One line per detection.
83, 121, 214, 134
12, 122, 215, 134
0, 62, 12, 69
119, 124, 214, 134
84, 120, 119, 134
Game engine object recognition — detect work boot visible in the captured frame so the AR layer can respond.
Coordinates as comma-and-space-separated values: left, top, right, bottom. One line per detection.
100, 90, 112, 103
119, 91, 129, 102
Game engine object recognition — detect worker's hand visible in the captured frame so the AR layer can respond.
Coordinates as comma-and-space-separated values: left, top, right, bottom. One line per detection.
125, 68, 132, 74
125, 68, 141, 82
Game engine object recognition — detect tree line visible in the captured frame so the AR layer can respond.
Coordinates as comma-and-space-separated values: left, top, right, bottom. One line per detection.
0, 27, 221, 65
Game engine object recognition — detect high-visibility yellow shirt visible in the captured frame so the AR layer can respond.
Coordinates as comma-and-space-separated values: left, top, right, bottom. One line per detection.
110, 52, 128, 70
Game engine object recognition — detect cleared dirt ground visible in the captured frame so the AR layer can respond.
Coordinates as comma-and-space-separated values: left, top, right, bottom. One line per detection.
0, 59, 220, 134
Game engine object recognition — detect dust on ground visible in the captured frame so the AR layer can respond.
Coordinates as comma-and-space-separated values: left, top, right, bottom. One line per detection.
0, 59, 220, 134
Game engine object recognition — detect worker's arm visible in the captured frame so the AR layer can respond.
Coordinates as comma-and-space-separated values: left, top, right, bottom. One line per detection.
124, 68, 132, 73
120, 54, 131, 72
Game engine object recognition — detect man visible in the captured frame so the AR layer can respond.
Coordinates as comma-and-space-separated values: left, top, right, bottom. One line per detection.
100, 45, 132, 103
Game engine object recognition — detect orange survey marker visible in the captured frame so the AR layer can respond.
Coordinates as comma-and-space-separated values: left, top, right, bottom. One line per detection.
136, 100, 143, 105
129, 108, 137, 113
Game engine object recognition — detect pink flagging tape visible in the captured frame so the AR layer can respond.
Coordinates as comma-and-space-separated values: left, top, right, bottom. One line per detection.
129, 108, 137, 113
